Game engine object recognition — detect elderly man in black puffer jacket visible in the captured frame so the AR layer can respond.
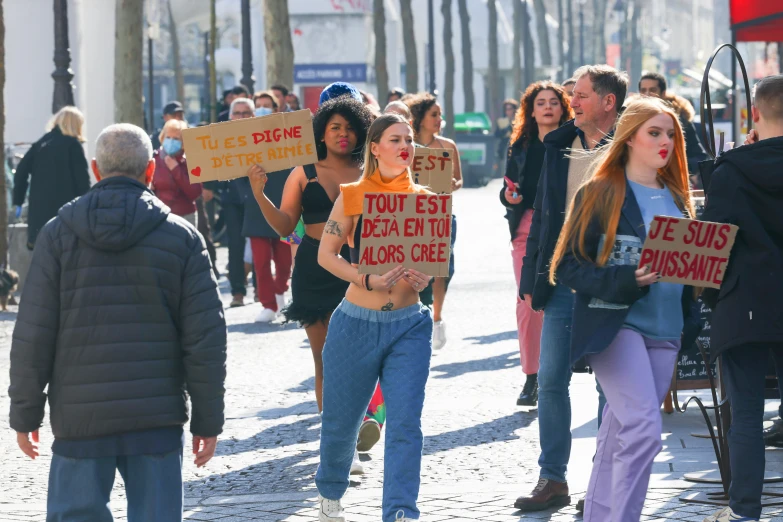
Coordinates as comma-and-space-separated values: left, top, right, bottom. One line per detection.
9, 123, 227, 522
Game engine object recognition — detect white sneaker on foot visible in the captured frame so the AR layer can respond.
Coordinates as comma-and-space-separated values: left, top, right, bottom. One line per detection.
702, 507, 758, 522
275, 293, 286, 313
356, 418, 381, 452
254, 307, 276, 323
350, 448, 364, 475
432, 320, 447, 350
318, 495, 345, 522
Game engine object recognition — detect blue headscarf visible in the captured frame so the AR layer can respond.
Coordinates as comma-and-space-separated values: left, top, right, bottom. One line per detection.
319, 82, 362, 106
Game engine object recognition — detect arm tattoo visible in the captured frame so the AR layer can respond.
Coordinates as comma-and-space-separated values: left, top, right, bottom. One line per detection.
324, 219, 343, 238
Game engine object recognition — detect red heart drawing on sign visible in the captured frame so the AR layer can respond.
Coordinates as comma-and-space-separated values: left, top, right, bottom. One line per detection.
191, 166, 201, 177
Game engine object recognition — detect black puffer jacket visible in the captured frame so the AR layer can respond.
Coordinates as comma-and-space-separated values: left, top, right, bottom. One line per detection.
9, 176, 227, 440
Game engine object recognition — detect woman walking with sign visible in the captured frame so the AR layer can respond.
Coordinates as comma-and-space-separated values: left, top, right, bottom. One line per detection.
549, 97, 700, 522
501, 81, 573, 406
314, 113, 434, 522
406, 92, 462, 350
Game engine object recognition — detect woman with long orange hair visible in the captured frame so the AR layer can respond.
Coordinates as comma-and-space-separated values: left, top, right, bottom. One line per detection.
549, 97, 700, 521
501, 81, 573, 406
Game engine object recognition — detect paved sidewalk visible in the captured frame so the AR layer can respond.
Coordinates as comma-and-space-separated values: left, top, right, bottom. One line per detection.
1, 180, 782, 521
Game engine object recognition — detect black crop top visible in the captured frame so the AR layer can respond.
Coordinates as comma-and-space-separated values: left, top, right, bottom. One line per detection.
350, 216, 363, 264
301, 164, 335, 225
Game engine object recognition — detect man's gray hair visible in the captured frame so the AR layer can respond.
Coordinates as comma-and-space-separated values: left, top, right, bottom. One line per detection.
95, 124, 153, 178
574, 65, 629, 110
230, 97, 254, 115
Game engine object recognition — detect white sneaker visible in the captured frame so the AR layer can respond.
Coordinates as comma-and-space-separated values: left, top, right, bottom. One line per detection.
432, 320, 447, 350
318, 495, 345, 522
275, 293, 286, 313
702, 507, 758, 521
254, 307, 276, 323
350, 448, 364, 475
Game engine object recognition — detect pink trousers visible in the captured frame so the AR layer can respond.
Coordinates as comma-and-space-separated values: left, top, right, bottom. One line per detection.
511, 210, 543, 375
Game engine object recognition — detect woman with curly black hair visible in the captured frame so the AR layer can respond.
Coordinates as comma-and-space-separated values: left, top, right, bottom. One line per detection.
405, 92, 462, 351
248, 95, 373, 416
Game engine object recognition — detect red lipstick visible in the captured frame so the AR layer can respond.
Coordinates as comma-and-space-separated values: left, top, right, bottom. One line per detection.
659, 149, 669, 159
400, 151, 409, 160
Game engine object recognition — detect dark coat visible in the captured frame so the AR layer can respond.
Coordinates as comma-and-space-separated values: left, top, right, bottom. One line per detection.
556, 185, 701, 364
519, 120, 580, 310
235, 169, 290, 238
13, 127, 91, 245
700, 137, 783, 360
9, 177, 227, 440
499, 138, 528, 239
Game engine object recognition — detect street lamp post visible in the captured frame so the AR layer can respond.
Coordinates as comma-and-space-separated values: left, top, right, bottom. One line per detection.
427, 0, 436, 93
577, 0, 586, 67
52, 0, 75, 113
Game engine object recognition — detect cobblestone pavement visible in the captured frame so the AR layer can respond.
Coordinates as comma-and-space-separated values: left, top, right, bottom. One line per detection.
1, 180, 782, 521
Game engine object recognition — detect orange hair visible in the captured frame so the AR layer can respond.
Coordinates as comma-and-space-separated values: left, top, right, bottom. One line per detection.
510, 81, 573, 146
549, 97, 694, 283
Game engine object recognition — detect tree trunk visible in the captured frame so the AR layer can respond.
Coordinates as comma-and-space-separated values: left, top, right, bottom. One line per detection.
512, 0, 522, 97
441, 0, 455, 138
487, 0, 500, 126
522, 0, 535, 87
566, 0, 574, 78
240, 0, 254, 92
619, 0, 629, 73
167, 0, 184, 102
263, 0, 294, 90
779, 43, 783, 74
457, 0, 474, 111
209, 0, 217, 122
373, 0, 389, 102
592, 0, 606, 64
556, 0, 565, 81
114, 0, 145, 126
0, 0, 6, 266
399, 0, 418, 93
629, 0, 642, 90
533, 0, 551, 67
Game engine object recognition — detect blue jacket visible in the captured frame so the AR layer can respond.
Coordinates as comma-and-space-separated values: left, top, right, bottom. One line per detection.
555, 183, 701, 365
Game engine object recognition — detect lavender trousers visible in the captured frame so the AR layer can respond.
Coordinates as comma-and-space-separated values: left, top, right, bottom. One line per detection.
584, 328, 679, 522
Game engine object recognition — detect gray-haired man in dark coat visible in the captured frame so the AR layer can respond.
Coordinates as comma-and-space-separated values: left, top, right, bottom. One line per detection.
9, 123, 227, 522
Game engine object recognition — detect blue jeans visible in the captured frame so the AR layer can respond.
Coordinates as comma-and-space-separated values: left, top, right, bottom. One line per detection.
316, 300, 432, 522
47, 449, 183, 522
536, 284, 607, 482
723, 345, 778, 520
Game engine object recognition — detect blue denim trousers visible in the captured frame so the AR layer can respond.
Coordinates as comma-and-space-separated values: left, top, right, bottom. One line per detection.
536, 284, 607, 482
47, 449, 183, 522
316, 300, 433, 522
723, 344, 779, 520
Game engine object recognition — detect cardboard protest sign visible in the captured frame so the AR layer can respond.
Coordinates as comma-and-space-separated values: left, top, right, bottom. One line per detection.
181, 109, 317, 183
357, 192, 452, 277
638, 216, 738, 289
411, 148, 454, 194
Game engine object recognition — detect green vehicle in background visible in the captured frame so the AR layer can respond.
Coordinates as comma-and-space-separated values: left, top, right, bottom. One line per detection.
452, 113, 501, 188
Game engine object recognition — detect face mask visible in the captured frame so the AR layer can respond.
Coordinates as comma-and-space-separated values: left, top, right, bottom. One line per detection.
162, 137, 182, 156
255, 107, 274, 117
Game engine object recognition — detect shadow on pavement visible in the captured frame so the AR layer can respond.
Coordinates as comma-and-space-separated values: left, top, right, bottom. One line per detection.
0, 310, 18, 322
185, 448, 320, 497
424, 412, 535, 454
463, 330, 518, 345
227, 321, 301, 334
430, 351, 518, 379
250, 401, 319, 420
288, 376, 316, 394
216, 416, 321, 456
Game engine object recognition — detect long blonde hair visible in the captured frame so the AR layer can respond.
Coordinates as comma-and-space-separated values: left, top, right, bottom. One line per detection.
549, 97, 694, 283
47, 106, 86, 142
360, 113, 415, 181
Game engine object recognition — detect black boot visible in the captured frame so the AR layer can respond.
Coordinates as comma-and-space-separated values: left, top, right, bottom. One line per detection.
517, 373, 538, 406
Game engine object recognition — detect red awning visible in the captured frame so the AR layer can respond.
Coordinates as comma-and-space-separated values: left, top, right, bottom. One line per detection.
730, 1, 783, 42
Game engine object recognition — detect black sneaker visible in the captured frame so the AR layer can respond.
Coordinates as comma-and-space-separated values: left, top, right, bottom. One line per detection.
517, 374, 538, 406
576, 498, 584, 514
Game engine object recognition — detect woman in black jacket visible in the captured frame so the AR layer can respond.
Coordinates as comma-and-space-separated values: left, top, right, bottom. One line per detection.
500, 81, 572, 406
13, 106, 90, 248
550, 97, 700, 522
